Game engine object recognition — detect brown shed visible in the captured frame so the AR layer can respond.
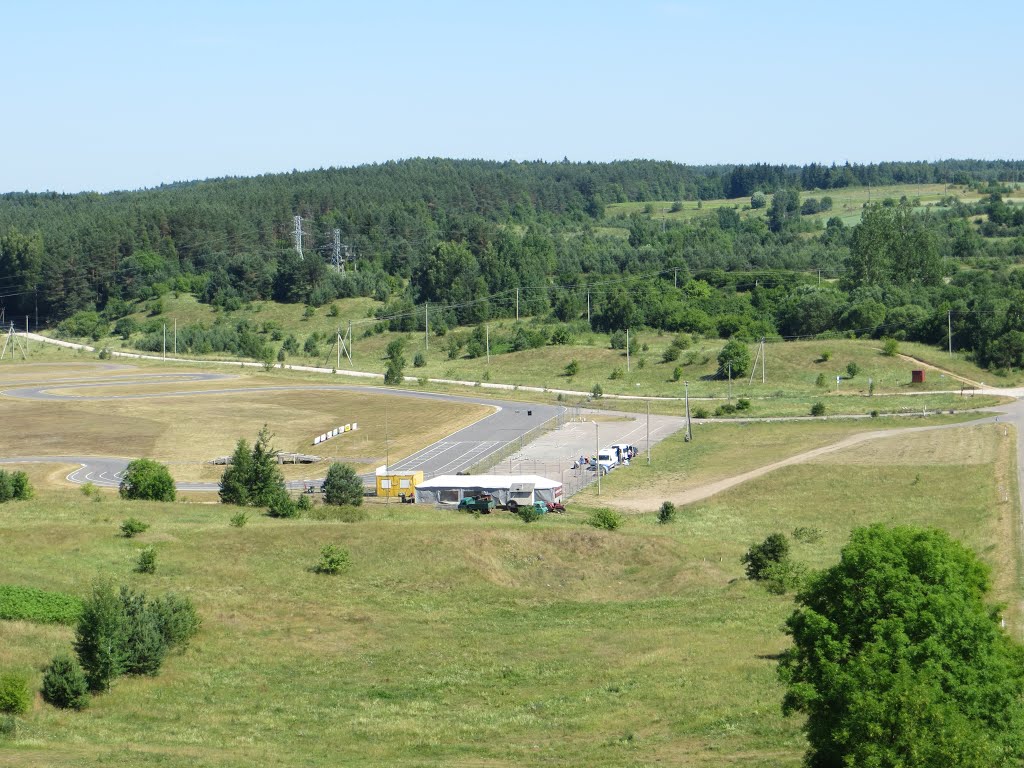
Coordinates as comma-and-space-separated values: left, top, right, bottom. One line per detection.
911, 369, 925, 384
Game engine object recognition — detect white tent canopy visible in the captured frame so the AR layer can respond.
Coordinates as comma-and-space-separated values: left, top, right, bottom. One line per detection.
414, 474, 563, 506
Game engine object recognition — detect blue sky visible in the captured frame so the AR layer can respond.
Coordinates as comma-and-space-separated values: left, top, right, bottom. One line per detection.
4, 0, 1021, 193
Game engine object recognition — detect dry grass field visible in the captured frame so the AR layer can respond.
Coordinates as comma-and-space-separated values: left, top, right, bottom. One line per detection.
0, 363, 490, 485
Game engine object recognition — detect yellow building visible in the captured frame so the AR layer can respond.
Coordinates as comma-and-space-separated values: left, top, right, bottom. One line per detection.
374, 466, 423, 498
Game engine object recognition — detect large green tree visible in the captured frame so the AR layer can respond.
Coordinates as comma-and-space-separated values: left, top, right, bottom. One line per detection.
119, 458, 176, 502
218, 427, 285, 506
716, 339, 751, 378
321, 463, 364, 506
779, 525, 1024, 767
847, 202, 941, 288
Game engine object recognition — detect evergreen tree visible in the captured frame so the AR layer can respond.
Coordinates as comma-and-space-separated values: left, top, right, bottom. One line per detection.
218, 439, 252, 506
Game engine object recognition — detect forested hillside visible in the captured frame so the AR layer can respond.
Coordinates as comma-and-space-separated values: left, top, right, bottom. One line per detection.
3, 158, 1024, 371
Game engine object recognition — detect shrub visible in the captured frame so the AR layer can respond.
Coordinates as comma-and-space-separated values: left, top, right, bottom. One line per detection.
119, 458, 176, 502
80, 482, 99, 498
693, 406, 709, 419
882, 337, 899, 356
41, 655, 89, 710
715, 403, 737, 417
516, 504, 542, 523
120, 518, 150, 538
662, 346, 681, 363
870, 409, 880, 418
810, 401, 826, 417
671, 365, 683, 382
150, 593, 201, 649
322, 463, 364, 507
792, 526, 823, 544
609, 367, 624, 380
736, 397, 751, 411
610, 330, 627, 350
591, 383, 603, 399
267, 492, 299, 519
657, 501, 676, 524
815, 373, 827, 387
296, 493, 313, 512
761, 558, 807, 595
313, 545, 351, 574
0, 470, 32, 503
229, 512, 248, 528
741, 533, 790, 581
565, 359, 579, 377
819, 350, 832, 362
135, 547, 157, 574
587, 508, 623, 531
327, 303, 340, 317
0, 672, 31, 715
9, 471, 31, 501
413, 352, 426, 368
846, 361, 860, 378
0, 585, 82, 624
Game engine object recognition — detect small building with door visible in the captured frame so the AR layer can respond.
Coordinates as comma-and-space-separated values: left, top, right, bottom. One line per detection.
413, 474, 563, 507
375, 467, 424, 498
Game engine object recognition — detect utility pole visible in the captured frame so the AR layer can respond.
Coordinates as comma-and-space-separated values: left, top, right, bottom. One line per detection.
516, 288, 520, 322
424, 302, 429, 351
948, 309, 952, 357
587, 291, 591, 324
646, 400, 651, 466
684, 381, 692, 442
485, 324, 490, 363
174, 318, 177, 355
162, 324, 166, 360
728, 362, 732, 401
332, 229, 342, 272
626, 329, 630, 372
594, 421, 601, 496
761, 337, 766, 383
674, 268, 678, 288
384, 401, 390, 506
293, 215, 303, 260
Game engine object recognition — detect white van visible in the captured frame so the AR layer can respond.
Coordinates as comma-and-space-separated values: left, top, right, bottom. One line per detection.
592, 448, 618, 474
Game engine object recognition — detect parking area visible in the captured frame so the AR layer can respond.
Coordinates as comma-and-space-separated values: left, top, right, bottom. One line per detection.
503, 409, 689, 497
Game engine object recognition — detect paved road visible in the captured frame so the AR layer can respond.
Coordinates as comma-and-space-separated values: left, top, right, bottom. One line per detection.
0, 372, 563, 490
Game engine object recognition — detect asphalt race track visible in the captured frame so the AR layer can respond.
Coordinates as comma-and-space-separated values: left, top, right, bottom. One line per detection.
0, 370, 563, 491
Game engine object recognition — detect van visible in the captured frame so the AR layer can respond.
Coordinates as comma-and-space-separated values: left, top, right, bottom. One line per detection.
596, 448, 618, 470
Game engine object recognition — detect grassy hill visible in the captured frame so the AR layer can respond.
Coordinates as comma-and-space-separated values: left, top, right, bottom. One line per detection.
0, 415, 1015, 766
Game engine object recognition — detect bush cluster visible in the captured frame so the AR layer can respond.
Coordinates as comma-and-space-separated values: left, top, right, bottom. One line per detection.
0, 470, 32, 503
587, 508, 623, 531
73, 581, 200, 694
741, 533, 806, 594
0, 672, 31, 715
120, 518, 150, 538
313, 545, 351, 574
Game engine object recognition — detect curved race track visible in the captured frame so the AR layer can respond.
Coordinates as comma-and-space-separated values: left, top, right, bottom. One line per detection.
0, 370, 563, 491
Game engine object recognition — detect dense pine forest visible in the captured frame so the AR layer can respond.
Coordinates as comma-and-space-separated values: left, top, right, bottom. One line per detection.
2, 158, 1024, 371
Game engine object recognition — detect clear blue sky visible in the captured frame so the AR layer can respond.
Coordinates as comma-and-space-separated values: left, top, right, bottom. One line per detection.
4, 0, 1021, 193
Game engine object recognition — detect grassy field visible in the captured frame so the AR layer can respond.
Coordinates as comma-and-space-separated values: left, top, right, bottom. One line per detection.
603, 182, 993, 228
0, 416, 1016, 766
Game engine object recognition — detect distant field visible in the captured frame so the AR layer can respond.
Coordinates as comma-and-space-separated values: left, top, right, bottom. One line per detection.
0, 416, 1014, 766
604, 182, 985, 228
